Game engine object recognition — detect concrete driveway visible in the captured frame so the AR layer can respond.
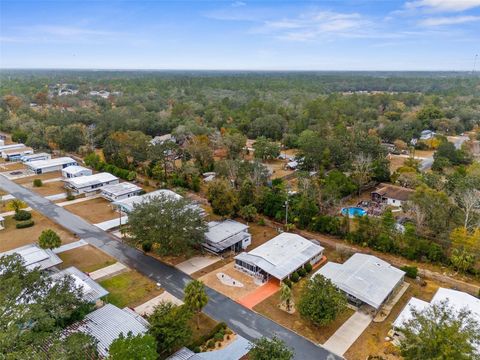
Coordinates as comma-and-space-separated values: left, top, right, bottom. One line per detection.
175, 255, 220, 275
323, 311, 372, 356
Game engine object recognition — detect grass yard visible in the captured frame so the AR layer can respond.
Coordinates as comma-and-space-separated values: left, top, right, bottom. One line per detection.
14, 171, 62, 184
64, 197, 118, 224
58, 245, 116, 273
31, 181, 66, 196
344, 279, 440, 360
99, 270, 163, 308
0, 211, 77, 252
188, 313, 219, 347
253, 277, 355, 345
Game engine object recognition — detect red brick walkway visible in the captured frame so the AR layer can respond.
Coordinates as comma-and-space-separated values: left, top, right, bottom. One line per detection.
238, 278, 280, 309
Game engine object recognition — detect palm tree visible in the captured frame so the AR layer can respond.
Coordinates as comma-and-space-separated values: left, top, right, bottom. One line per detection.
184, 279, 208, 329
280, 282, 293, 312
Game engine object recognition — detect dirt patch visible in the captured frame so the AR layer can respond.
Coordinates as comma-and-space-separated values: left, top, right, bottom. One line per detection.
0, 211, 77, 252
264, 159, 295, 179
100, 270, 163, 308
0, 162, 26, 171
14, 171, 62, 184
247, 222, 279, 249
388, 155, 406, 172
58, 245, 116, 273
64, 197, 118, 223
253, 277, 355, 345
199, 261, 260, 301
345, 279, 439, 360
31, 181, 66, 196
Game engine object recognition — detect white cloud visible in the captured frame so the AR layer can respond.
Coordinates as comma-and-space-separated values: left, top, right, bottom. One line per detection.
420, 15, 480, 25
231, 1, 246, 7
258, 11, 373, 41
405, 0, 480, 12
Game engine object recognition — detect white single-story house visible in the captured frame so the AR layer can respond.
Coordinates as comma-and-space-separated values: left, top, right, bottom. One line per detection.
0, 244, 62, 271
50, 266, 109, 303
112, 189, 204, 215
286, 160, 298, 170
419, 130, 435, 140
62, 165, 93, 178
392, 287, 480, 351
21, 152, 52, 163
234, 232, 324, 282
203, 220, 251, 254
150, 133, 176, 146
313, 253, 405, 310
26, 157, 78, 174
66, 303, 149, 357
64, 172, 119, 195
100, 182, 143, 202
0, 143, 27, 152
167, 335, 251, 360
2, 147, 34, 161
0, 215, 4, 230
371, 184, 414, 207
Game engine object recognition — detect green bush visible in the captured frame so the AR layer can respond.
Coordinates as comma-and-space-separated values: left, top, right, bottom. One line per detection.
66, 190, 75, 201
14, 210, 32, 221
206, 340, 216, 349
33, 179, 43, 187
142, 241, 153, 252
401, 265, 418, 279
290, 272, 300, 283
38, 229, 62, 249
298, 268, 307, 277
283, 278, 292, 288
193, 347, 201, 353
257, 218, 265, 226
16, 220, 34, 229
213, 332, 224, 341
304, 262, 313, 273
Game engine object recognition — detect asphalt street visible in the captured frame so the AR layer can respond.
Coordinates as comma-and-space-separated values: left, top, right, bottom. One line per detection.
0, 176, 341, 360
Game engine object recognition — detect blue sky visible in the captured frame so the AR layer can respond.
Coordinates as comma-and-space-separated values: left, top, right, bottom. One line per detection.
1, 0, 479, 70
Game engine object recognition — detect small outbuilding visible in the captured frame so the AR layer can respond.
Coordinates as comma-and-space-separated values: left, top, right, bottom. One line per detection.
203, 220, 251, 254
21, 152, 52, 163
62, 165, 93, 178
26, 157, 78, 174
0, 244, 62, 271
234, 232, 324, 282
64, 172, 119, 195
313, 253, 405, 310
371, 183, 414, 207
100, 182, 143, 202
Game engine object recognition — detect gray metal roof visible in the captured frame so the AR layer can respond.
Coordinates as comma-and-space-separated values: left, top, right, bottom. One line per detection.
100, 182, 142, 197
167, 335, 251, 360
69, 303, 149, 357
313, 253, 405, 309
0, 244, 62, 271
235, 232, 324, 280
50, 266, 109, 302
204, 220, 250, 251
65, 172, 118, 189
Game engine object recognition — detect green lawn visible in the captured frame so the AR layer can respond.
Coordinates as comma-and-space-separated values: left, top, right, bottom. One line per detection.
99, 270, 163, 308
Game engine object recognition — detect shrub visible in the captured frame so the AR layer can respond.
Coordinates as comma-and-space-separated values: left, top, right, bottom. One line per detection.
16, 220, 34, 229
38, 229, 61, 249
33, 179, 43, 187
304, 263, 313, 273
142, 241, 153, 252
193, 347, 201, 353
283, 278, 292, 288
298, 268, 307, 277
401, 265, 418, 279
213, 333, 224, 341
290, 272, 300, 283
66, 190, 75, 201
257, 218, 265, 226
206, 340, 216, 349
14, 210, 32, 221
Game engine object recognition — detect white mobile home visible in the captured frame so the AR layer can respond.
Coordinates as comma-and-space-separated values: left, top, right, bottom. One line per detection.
234, 233, 324, 282
26, 157, 78, 174
0, 143, 27, 153
1, 147, 34, 161
64, 172, 119, 195
203, 220, 251, 254
313, 253, 405, 310
62, 165, 93, 178
101, 182, 143, 202
21, 152, 52, 163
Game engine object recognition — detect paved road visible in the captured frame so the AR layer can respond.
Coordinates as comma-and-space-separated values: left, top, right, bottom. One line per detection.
0, 176, 341, 360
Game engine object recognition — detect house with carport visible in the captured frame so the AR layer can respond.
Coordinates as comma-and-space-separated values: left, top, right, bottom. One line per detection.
234, 232, 324, 283
203, 220, 251, 254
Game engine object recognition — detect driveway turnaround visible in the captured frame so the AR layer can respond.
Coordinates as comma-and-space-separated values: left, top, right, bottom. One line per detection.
0, 176, 341, 360
323, 311, 372, 355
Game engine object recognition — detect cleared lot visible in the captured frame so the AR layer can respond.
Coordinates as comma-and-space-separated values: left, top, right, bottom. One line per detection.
58, 245, 116, 273
64, 197, 118, 223
14, 171, 62, 184
31, 181, 66, 196
0, 211, 77, 252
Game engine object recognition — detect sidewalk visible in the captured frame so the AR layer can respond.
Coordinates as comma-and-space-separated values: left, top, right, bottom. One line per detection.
89, 262, 129, 280
53, 239, 88, 254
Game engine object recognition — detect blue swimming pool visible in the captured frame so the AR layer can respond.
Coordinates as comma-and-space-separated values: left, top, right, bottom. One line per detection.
341, 207, 367, 218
